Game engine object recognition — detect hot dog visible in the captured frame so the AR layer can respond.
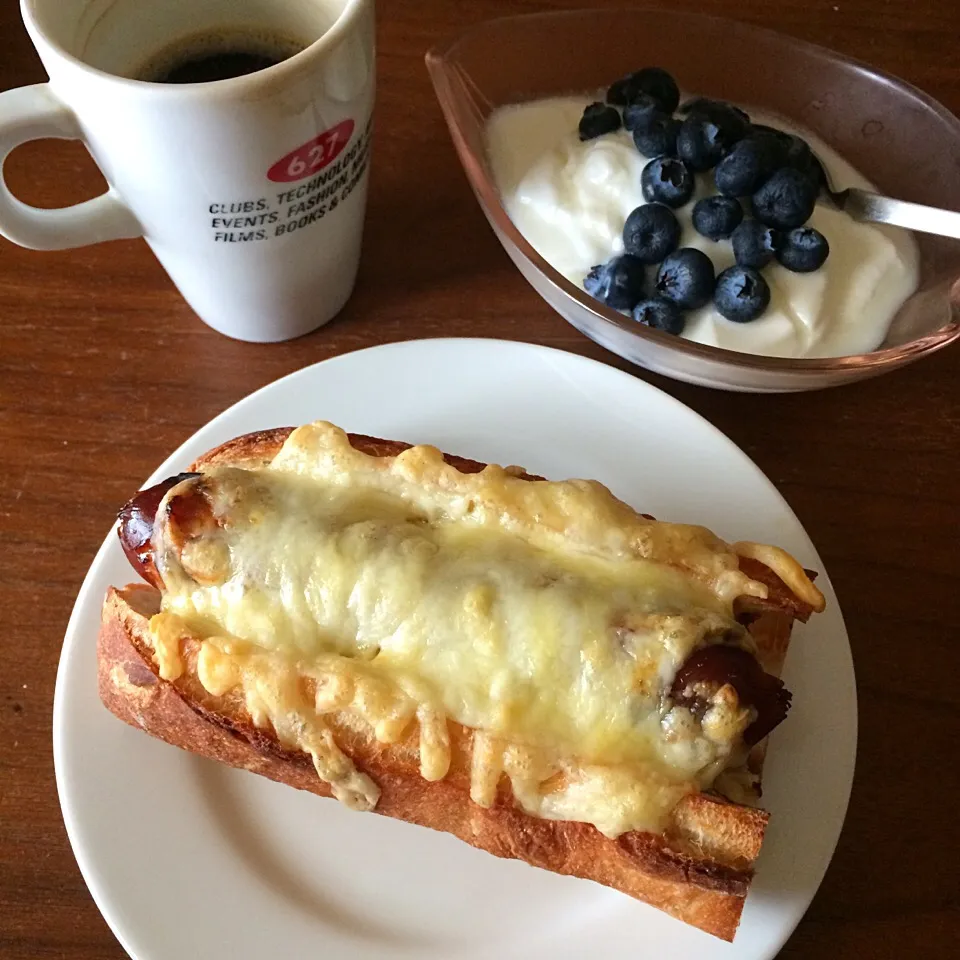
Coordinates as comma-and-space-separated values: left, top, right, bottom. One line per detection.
120, 471, 801, 749
99, 423, 824, 941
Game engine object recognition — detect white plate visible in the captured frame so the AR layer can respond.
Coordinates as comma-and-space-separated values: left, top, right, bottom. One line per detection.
54, 338, 856, 960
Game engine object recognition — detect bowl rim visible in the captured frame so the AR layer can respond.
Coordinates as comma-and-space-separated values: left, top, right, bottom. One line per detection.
426, 7, 960, 374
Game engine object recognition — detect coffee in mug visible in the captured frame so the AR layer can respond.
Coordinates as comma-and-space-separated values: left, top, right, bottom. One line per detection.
136, 30, 307, 84
0, 0, 375, 343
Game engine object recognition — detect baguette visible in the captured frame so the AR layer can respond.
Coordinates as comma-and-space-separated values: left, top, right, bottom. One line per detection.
98, 425, 822, 940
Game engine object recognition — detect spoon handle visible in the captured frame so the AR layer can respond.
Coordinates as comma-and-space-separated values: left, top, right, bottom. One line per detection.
842, 189, 960, 240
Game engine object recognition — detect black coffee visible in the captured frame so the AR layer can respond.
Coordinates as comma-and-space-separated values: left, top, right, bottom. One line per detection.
137, 31, 305, 84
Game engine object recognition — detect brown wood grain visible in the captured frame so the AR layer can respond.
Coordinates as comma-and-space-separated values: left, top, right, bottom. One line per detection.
0, 0, 958, 956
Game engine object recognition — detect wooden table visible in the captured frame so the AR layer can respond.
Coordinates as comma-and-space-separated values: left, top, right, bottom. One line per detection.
1, 0, 958, 956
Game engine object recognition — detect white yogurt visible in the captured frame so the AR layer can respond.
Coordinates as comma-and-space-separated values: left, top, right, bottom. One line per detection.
486, 96, 920, 359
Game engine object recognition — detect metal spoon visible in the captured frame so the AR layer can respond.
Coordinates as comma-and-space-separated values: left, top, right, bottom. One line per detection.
819, 167, 960, 240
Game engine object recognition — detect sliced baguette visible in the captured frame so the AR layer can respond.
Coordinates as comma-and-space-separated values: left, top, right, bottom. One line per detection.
97, 429, 807, 940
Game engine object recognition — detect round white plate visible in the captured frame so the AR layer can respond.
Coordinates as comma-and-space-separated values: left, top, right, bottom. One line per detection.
54, 338, 855, 960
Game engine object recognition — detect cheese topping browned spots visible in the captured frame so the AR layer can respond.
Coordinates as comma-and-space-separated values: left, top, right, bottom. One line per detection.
144, 422, 813, 837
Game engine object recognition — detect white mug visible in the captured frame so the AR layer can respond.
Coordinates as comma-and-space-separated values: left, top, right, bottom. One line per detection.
0, 0, 375, 342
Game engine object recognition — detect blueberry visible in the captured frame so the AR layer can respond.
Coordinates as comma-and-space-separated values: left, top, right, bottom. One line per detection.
714, 266, 771, 322
776, 226, 830, 272
676, 114, 737, 172
681, 98, 751, 134
750, 123, 787, 138
789, 147, 827, 192
632, 67, 681, 113
633, 297, 686, 335
606, 74, 636, 106
641, 157, 695, 208
578, 102, 622, 141
751, 167, 818, 230
678, 101, 750, 172
751, 125, 830, 188
775, 133, 827, 191
692, 196, 744, 240
607, 67, 680, 113
714, 136, 780, 197
623, 203, 681, 264
750, 124, 793, 164
655, 248, 715, 310
623, 94, 663, 133
583, 255, 647, 310
805, 153, 827, 191
783, 134, 812, 170
731, 219, 782, 268
632, 115, 680, 158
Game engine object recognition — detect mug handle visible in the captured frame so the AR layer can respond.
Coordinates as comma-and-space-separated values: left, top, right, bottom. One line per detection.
0, 84, 142, 250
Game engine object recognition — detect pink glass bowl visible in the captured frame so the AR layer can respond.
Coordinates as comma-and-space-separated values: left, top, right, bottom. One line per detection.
426, 9, 960, 392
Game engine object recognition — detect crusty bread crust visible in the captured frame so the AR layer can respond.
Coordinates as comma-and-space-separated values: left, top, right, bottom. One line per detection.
97, 429, 805, 940
191, 427, 544, 479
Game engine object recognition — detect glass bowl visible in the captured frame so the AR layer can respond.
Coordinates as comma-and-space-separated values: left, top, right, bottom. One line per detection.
426, 9, 960, 392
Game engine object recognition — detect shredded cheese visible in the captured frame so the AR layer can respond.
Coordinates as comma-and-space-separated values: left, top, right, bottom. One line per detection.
732, 541, 825, 611
144, 422, 817, 837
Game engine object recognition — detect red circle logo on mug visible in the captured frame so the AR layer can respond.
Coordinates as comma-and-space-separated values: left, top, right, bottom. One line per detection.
267, 119, 356, 183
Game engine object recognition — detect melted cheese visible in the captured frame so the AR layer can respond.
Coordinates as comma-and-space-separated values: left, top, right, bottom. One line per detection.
149, 612, 185, 681
149, 422, 785, 837
733, 540, 826, 611
191, 627, 379, 810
